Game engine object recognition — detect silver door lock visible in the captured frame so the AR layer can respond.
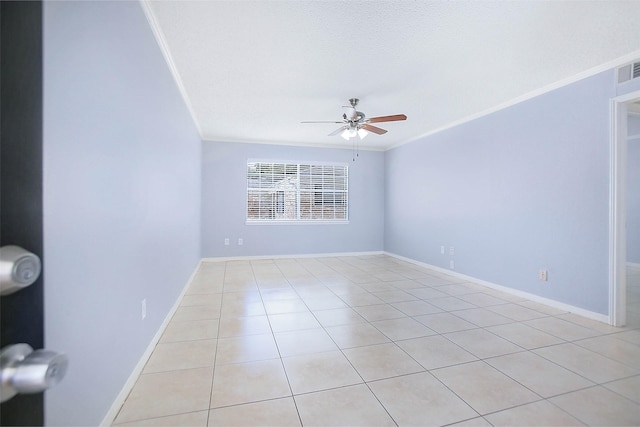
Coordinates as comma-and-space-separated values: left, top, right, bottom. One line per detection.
0, 245, 42, 296
0, 344, 68, 403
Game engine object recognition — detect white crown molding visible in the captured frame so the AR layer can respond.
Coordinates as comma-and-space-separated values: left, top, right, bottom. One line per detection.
388, 49, 640, 151
201, 137, 386, 152
139, 0, 203, 137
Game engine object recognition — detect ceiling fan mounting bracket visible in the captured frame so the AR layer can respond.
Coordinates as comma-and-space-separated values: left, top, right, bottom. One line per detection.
349, 98, 359, 108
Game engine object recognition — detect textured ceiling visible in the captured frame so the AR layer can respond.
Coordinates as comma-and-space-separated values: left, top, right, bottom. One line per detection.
144, 0, 640, 150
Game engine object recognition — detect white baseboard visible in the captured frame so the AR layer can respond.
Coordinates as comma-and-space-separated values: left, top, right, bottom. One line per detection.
384, 251, 610, 324
201, 250, 384, 263
100, 260, 203, 426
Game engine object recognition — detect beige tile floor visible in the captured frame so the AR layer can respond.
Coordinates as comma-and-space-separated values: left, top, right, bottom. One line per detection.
113, 256, 640, 426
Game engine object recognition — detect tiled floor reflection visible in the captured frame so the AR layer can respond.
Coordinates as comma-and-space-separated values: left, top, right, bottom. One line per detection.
113, 255, 640, 426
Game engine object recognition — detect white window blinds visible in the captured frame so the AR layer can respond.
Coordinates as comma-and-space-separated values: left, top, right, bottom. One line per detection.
247, 161, 348, 222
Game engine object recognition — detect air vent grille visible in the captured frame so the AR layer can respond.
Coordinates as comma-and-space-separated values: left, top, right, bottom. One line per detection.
618, 61, 640, 83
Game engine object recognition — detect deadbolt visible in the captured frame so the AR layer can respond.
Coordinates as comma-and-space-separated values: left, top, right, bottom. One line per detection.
0, 245, 42, 296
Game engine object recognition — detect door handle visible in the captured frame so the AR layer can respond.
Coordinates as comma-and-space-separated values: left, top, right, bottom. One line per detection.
0, 245, 42, 296
0, 344, 68, 403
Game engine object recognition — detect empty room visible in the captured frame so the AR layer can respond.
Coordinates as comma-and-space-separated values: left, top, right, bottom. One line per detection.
2, 1, 640, 426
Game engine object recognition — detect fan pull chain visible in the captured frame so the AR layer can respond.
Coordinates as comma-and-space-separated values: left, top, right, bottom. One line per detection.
352, 135, 360, 162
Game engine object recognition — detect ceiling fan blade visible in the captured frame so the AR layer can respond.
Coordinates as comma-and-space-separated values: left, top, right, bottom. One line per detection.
328, 125, 348, 136
362, 124, 387, 135
301, 120, 345, 124
367, 114, 407, 123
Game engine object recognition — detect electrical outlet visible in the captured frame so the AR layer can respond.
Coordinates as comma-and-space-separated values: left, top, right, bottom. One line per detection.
238, 238, 243, 246
224, 238, 229, 246
141, 299, 147, 320
440, 246, 445, 255
539, 269, 548, 281
449, 246, 455, 256
449, 260, 455, 269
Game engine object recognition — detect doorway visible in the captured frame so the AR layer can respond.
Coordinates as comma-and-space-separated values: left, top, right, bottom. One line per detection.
610, 91, 640, 327
625, 100, 640, 327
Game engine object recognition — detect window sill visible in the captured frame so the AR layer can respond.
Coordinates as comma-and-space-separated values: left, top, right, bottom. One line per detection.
246, 220, 350, 225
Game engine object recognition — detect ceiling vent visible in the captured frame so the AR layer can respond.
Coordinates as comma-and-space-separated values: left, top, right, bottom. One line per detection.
618, 61, 640, 83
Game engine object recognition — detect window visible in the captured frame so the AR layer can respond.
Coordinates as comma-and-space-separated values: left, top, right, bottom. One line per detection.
247, 161, 348, 222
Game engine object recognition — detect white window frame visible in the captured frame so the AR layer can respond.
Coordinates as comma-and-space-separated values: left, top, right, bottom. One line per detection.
246, 159, 349, 225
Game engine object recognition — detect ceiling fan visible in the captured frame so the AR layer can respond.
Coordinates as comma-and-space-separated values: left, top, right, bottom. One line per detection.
302, 98, 407, 140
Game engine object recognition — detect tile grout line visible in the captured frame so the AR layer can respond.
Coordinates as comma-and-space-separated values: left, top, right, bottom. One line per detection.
205, 261, 228, 426
252, 259, 304, 427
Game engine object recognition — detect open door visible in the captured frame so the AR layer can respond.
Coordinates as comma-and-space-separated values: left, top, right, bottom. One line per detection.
1, 1, 45, 423
1, 2, 66, 424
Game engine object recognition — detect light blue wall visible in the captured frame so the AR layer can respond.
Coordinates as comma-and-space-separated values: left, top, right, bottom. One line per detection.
201, 141, 384, 257
43, 2, 201, 425
385, 71, 615, 315
628, 115, 640, 263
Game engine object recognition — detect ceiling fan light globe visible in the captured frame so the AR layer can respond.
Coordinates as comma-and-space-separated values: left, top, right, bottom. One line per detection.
357, 128, 368, 139
341, 129, 351, 140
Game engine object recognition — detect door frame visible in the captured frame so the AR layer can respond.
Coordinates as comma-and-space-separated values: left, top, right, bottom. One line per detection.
609, 89, 640, 326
